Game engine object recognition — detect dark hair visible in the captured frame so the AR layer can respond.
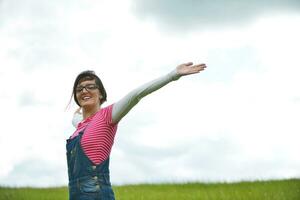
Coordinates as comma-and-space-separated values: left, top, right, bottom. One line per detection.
72, 70, 107, 107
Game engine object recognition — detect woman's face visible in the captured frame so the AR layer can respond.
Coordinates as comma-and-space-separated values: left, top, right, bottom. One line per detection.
75, 79, 101, 109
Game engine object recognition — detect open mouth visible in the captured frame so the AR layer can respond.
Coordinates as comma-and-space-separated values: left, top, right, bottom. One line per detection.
82, 96, 91, 101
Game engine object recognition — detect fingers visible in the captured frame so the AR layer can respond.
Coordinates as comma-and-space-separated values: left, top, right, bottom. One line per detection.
194, 63, 206, 68
191, 63, 207, 74
183, 62, 206, 68
193, 63, 207, 70
177, 62, 207, 75
184, 62, 193, 66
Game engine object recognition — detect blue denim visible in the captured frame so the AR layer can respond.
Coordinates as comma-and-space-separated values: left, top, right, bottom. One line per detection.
66, 131, 115, 200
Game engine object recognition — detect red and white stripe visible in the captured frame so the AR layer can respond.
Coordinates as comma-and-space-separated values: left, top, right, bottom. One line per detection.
71, 104, 118, 165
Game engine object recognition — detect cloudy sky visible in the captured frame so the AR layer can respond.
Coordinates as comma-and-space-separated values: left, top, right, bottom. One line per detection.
0, 0, 300, 187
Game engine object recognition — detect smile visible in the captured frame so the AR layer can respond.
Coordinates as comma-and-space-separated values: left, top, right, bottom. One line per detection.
82, 96, 91, 100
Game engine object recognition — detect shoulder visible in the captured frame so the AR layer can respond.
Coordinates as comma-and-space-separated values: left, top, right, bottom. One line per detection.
100, 104, 114, 113
101, 104, 117, 125
95, 104, 115, 120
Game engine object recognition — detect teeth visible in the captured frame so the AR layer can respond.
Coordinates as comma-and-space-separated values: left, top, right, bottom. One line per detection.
83, 97, 91, 100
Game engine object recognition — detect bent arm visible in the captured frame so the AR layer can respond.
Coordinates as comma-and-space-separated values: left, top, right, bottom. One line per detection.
72, 108, 83, 128
111, 69, 180, 124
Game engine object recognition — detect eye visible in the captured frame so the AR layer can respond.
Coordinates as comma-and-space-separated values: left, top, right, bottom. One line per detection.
75, 86, 83, 92
86, 84, 98, 90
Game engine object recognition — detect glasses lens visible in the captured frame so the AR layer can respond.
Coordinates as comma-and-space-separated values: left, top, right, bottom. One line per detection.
75, 86, 83, 93
86, 84, 98, 90
76, 84, 98, 93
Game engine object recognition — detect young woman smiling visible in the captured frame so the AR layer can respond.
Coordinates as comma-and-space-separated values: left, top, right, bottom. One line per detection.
67, 62, 207, 200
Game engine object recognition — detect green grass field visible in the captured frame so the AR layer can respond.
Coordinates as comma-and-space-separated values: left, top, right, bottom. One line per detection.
0, 179, 299, 200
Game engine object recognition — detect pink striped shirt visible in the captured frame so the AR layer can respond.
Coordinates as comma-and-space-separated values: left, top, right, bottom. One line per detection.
71, 104, 118, 165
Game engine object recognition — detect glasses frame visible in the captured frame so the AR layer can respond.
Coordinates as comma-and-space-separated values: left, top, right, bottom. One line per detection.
75, 84, 99, 93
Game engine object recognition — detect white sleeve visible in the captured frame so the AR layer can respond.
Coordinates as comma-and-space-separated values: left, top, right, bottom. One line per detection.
112, 69, 180, 124
72, 112, 83, 128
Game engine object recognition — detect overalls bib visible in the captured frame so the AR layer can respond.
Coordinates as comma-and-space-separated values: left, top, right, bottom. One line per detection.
66, 131, 115, 200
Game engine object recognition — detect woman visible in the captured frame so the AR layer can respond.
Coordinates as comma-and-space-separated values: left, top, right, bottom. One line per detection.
67, 62, 207, 200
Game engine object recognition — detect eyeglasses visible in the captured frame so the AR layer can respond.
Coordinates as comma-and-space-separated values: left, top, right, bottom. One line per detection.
75, 84, 99, 93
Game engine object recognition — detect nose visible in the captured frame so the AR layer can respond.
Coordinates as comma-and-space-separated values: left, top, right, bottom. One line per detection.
81, 87, 89, 93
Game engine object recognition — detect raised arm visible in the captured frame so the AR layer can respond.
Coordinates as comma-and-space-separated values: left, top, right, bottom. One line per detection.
111, 62, 206, 124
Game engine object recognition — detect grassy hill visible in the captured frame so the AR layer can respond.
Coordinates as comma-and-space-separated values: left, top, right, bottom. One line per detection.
0, 179, 299, 200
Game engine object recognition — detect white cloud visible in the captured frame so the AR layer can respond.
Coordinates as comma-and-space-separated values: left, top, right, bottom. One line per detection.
131, 0, 300, 31
109, 14, 300, 184
0, 1, 299, 187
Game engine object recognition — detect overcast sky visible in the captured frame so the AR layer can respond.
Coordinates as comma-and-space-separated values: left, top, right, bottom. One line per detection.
0, 0, 300, 187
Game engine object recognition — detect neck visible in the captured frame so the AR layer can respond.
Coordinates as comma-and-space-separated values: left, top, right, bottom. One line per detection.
82, 105, 100, 119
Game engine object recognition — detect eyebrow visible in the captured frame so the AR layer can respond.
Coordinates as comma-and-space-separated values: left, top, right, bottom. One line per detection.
76, 83, 95, 87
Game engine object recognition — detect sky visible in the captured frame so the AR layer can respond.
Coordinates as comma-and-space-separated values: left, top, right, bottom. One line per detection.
0, 0, 300, 187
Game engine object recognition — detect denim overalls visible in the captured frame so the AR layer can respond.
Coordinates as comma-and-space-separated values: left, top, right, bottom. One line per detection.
66, 130, 115, 200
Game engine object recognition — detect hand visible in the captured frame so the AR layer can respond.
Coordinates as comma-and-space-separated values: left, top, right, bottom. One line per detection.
74, 107, 82, 115
176, 62, 207, 76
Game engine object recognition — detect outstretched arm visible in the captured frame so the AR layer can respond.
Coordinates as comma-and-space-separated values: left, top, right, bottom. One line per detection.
111, 62, 206, 124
